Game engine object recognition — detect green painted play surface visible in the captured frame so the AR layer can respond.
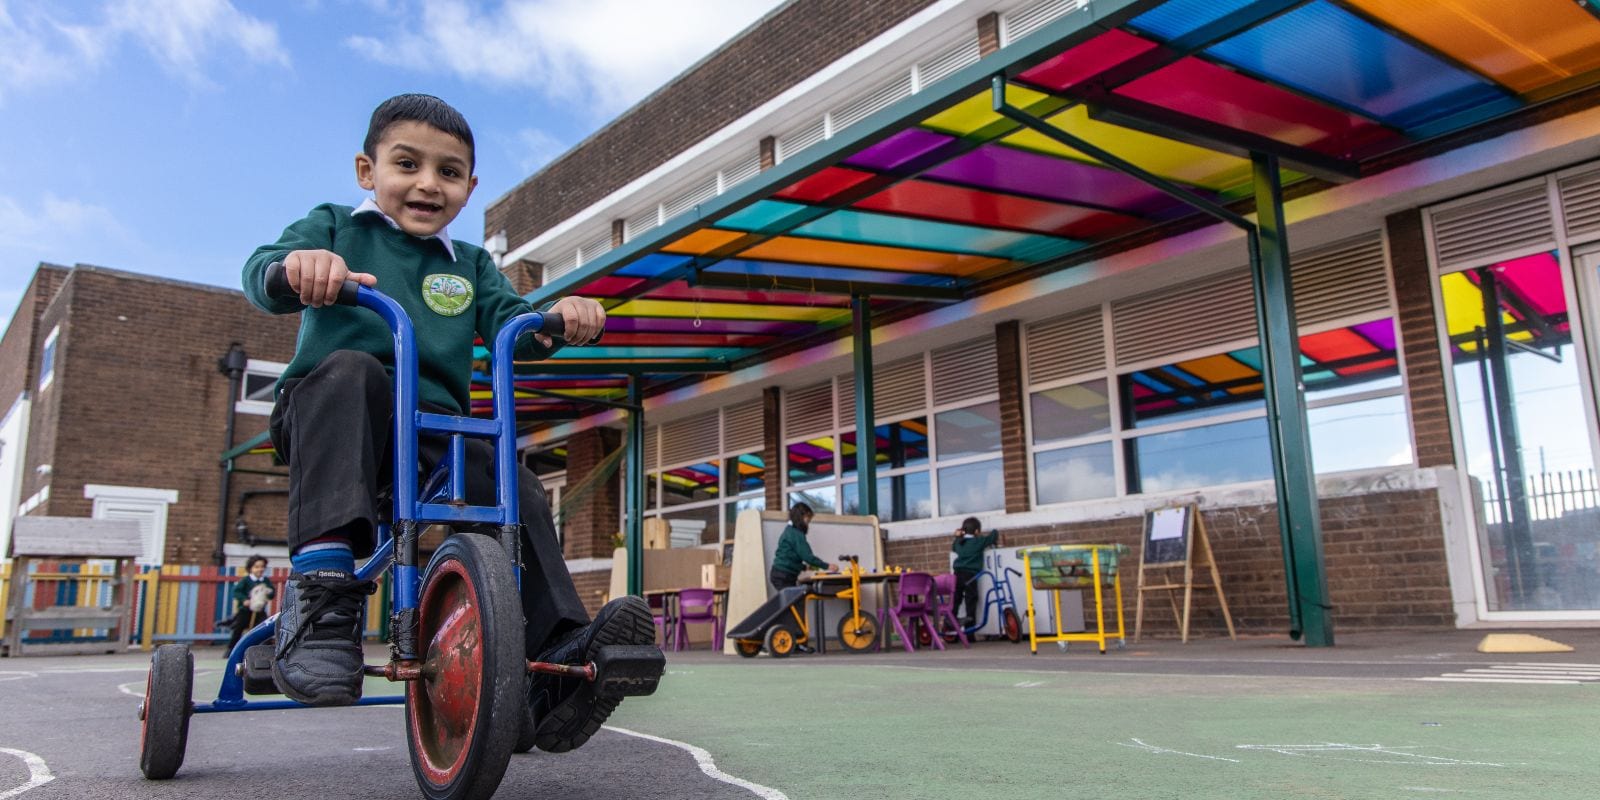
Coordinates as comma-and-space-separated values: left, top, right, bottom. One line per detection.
609, 660, 1598, 800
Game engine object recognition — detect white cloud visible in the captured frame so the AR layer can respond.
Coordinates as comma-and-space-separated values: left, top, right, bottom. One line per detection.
511, 127, 566, 173
345, 0, 786, 114
0, 0, 286, 101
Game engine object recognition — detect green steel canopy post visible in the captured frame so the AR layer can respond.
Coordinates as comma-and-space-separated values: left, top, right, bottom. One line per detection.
625, 376, 645, 596
852, 294, 878, 519
1250, 152, 1333, 646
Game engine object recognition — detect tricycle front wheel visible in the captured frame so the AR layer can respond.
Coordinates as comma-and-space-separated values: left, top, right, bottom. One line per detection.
836, 611, 878, 653
138, 644, 193, 780
406, 533, 526, 800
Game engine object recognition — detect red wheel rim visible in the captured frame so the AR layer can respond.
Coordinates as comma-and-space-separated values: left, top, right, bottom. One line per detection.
407, 559, 483, 787
139, 668, 153, 751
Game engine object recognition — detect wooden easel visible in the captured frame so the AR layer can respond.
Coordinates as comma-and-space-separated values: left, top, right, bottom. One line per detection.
1134, 504, 1235, 643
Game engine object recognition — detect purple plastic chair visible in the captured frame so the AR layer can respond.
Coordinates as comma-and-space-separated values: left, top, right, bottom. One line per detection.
885, 572, 943, 652
647, 593, 674, 649
932, 573, 971, 649
673, 588, 723, 651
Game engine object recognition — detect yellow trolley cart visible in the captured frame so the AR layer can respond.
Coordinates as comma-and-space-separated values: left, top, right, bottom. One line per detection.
1018, 544, 1129, 654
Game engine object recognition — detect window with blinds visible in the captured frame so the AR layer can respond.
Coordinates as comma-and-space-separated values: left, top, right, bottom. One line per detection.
723, 399, 763, 454
1025, 308, 1104, 386
661, 411, 720, 468
1560, 166, 1600, 245
837, 355, 927, 423
932, 337, 997, 406
1430, 182, 1556, 271
782, 382, 833, 440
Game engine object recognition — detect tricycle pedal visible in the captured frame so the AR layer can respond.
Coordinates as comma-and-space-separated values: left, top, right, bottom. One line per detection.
240, 644, 277, 695
592, 645, 665, 698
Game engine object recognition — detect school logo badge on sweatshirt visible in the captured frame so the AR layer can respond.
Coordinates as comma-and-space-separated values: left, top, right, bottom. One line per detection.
422, 274, 474, 316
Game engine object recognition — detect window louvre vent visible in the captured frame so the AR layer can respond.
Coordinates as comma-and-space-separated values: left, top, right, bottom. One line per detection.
577, 233, 612, 266
1113, 268, 1255, 366
1431, 184, 1554, 270
643, 425, 660, 472
720, 155, 761, 194
1291, 232, 1390, 328
1001, 0, 1080, 46
1026, 308, 1104, 385
783, 382, 833, 439
724, 399, 764, 454
623, 208, 661, 241
662, 412, 720, 467
832, 73, 914, 133
932, 338, 997, 406
544, 252, 578, 283
775, 118, 827, 163
1559, 167, 1600, 244
662, 175, 719, 223
916, 37, 981, 91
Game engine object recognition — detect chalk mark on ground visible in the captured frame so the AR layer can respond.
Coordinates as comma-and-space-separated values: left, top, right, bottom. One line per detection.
1115, 738, 1240, 763
606, 725, 790, 800
0, 748, 54, 799
1235, 743, 1504, 767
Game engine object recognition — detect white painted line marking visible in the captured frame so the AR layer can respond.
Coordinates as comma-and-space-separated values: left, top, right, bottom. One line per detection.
1235, 743, 1502, 767
606, 726, 789, 800
1013, 681, 1045, 688
1116, 738, 1239, 763
0, 748, 55, 798
38, 667, 151, 674
1459, 669, 1599, 679
1513, 662, 1600, 668
0, 672, 38, 684
118, 680, 146, 698
1420, 677, 1581, 685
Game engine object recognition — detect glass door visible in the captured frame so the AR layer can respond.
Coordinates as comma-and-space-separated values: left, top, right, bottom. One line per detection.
1439, 251, 1600, 612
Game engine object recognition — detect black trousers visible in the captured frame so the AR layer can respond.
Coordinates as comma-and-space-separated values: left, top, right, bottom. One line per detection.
268, 350, 589, 655
769, 570, 799, 590
953, 569, 980, 626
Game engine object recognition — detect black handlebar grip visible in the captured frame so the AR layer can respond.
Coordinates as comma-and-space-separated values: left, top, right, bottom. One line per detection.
540, 312, 566, 341
263, 261, 360, 306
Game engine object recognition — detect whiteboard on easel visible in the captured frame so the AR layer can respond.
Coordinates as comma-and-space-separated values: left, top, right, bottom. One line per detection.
1141, 506, 1192, 566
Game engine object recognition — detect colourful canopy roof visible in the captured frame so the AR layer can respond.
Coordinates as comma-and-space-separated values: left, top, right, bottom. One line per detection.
479, 0, 1600, 431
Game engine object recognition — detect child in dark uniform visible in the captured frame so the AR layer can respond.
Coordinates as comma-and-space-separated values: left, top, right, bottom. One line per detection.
950, 517, 999, 629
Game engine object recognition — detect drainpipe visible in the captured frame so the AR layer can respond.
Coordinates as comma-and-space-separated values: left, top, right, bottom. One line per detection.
215, 344, 248, 566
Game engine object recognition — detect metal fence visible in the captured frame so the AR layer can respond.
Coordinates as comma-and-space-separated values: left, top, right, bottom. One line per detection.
1480, 469, 1600, 524
1, 562, 389, 651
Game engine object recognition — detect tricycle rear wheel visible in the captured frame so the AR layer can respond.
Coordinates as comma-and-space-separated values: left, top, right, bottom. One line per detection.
1002, 608, 1023, 643
406, 533, 525, 800
138, 644, 193, 780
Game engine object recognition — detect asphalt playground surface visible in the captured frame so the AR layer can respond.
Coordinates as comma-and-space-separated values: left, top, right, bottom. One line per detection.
2, 629, 1598, 799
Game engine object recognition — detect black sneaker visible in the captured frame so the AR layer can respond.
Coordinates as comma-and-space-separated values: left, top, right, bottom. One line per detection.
527, 596, 654, 753
271, 568, 375, 707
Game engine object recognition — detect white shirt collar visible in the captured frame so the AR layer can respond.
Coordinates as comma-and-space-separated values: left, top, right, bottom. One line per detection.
353, 197, 457, 262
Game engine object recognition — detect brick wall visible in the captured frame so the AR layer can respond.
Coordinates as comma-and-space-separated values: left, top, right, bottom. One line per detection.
563, 426, 621, 559
995, 321, 1028, 514
21, 267, 298, 563
1387, 209, 1455, 468
885, 488, 1454, 637
570, 567, 612, 618
0, 265, 69, 414
485, 0, 939, 247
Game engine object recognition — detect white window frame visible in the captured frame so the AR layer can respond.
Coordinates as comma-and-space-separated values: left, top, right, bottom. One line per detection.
236, 359, 287, 416
38, 325, 60, 391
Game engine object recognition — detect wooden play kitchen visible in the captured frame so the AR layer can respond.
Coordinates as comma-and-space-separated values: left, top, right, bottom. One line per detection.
3, 516, 143, 657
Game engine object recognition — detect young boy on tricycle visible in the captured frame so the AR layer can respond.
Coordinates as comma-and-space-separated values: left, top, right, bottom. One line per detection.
240, 93, 654, 754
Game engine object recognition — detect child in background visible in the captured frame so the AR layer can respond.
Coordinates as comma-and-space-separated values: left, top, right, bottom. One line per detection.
950, 517, 999, 629
226, 555, 275, 652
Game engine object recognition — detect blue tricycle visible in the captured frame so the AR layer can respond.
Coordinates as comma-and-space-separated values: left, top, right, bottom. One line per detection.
137, 262, 665, 799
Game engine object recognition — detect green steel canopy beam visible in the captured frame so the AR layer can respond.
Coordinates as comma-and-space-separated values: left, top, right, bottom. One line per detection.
1250, 152, 1332, 646
515, 386, 643, 412
851, 294, 878, 519
625, 376, 645, 596
505, 362, 733, 376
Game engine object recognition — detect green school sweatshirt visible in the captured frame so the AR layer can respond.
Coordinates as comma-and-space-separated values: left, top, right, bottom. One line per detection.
951, 531, 998, 573
242, 204, 555, 414
771, 525, 827, 575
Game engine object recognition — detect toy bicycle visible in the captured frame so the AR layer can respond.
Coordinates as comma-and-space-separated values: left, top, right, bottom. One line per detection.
726, 555, 880, 657
923, 559, 1024, 646
137, 263, 665, 800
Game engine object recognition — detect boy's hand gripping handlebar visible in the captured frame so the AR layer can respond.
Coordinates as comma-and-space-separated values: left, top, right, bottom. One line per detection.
263, 260, 569, 340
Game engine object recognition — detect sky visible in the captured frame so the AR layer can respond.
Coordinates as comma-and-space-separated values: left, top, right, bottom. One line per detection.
0, 0, 787, 334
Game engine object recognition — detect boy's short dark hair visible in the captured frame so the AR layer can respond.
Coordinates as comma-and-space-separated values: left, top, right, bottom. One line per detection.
363, 93, 475, 171
244, 555, 268, 570
961, 517, 981, 535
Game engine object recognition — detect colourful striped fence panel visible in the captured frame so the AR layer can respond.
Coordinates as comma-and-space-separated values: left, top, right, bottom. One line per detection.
133, 564, 390, 651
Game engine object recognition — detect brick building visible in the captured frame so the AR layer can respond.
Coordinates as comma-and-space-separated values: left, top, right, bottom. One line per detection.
483, 0, 1600, 634
0, 265, 298, 566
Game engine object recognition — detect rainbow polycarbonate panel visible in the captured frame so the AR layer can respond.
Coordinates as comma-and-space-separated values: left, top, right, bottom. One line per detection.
1344, 0, 1600, 95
